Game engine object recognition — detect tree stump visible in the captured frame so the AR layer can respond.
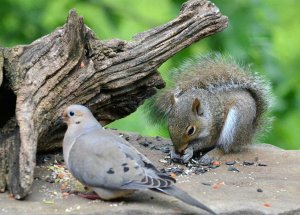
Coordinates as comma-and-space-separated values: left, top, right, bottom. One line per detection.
0, 0, 228, 199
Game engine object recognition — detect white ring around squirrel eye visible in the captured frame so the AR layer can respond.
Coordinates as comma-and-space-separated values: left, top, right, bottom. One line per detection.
186, 126, 195, 136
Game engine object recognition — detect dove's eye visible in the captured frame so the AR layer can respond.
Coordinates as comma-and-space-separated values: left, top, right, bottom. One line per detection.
68, 111, 75, 117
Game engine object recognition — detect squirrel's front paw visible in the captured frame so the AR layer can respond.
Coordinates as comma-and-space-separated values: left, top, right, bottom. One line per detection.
171, 147, 193, 164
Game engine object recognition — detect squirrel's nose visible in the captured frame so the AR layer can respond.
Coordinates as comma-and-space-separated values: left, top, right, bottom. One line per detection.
175, 142, 189, 155
175, 149, 183, 155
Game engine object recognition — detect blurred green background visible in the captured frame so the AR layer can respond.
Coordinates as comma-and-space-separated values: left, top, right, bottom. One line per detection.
1, 0, 299, 149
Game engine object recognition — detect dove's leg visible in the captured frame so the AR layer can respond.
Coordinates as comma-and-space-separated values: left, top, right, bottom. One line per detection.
67, 188, 101, 200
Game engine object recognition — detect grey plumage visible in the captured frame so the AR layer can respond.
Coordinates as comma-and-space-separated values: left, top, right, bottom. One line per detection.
62, 104, 216, 214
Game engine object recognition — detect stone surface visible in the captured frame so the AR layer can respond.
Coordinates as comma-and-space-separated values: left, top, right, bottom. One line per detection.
0, 131, 299, 215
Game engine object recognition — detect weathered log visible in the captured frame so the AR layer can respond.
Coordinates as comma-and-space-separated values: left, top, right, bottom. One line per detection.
0, 0, 228, 199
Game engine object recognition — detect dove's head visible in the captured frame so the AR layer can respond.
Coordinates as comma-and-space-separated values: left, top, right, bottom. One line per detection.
63, 104, 101, 129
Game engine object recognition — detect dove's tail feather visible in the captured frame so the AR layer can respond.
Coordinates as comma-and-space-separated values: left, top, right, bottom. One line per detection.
156, 186, 217, 215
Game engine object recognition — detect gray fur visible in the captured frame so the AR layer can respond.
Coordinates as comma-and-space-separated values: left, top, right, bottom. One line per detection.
146, 54, 272, 162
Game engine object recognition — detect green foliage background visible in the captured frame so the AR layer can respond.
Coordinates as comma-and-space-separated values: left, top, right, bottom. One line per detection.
1, 0, 299, 149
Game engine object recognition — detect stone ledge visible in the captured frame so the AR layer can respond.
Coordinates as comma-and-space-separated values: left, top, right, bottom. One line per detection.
0, 131, 299, 215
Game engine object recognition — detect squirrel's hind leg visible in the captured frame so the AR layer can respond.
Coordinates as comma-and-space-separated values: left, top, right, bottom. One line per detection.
217, 96, 256, 153
199, 147, 224, 165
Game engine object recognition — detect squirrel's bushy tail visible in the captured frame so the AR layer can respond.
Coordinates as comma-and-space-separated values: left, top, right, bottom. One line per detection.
144, 88, 174, 125
145, 53, 272, 134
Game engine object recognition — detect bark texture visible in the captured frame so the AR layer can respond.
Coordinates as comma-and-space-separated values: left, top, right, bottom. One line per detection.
0, 0, 228, 199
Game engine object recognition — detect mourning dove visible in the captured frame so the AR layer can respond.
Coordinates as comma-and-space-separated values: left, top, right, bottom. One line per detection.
62, 104, 216, 214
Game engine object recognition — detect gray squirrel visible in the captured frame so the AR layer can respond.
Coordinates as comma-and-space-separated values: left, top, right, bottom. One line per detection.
147, 54, 272, 164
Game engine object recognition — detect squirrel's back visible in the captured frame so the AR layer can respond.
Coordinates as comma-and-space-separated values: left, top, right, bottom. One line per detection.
147, 54, 272, 133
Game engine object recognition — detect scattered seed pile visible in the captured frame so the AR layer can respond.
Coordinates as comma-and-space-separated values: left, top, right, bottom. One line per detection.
159, 154, 268, 177
36, 152, 88, 199
116, 132, 269, 177
35, 132, 268, 200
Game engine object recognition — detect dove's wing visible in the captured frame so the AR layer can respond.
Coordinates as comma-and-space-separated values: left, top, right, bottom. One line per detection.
68, 128, 175, 190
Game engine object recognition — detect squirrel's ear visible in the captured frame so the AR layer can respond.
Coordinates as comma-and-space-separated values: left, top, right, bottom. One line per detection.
192, 98, 201, 116
170, 94, 178, 105
171, 87, 181, 105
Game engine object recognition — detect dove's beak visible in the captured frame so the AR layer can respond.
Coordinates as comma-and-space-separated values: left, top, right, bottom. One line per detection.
54, 116, 65, 127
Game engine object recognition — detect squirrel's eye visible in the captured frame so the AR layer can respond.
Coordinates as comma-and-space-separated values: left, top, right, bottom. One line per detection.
186, 126, 196, 136
68, 111, 75, 117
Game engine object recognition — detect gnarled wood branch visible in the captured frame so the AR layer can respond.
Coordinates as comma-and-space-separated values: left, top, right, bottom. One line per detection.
0, 0, 228, 199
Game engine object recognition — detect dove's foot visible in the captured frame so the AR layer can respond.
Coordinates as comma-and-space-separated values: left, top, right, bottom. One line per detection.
76, 192, 102, 200
68, 190, 102, 200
